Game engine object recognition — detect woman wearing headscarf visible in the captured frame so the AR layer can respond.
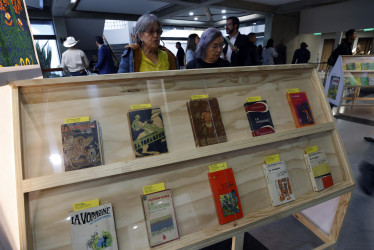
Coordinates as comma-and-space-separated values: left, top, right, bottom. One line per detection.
118, 14, 177, 73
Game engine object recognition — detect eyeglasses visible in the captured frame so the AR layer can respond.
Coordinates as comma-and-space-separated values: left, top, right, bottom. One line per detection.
209, 43, 225, 50
144, 29, 163, 36
225, 23, 233, 27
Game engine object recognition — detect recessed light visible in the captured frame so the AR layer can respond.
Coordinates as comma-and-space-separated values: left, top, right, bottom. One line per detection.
194, 17, 198, 20
222, 16, 226, 19
189, 12, 194, 16
253, 22, 256, 25
221, 10, 226, 14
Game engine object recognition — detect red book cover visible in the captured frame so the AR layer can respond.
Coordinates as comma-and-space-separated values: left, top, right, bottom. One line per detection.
208, 168, 243, 225
244, 100, 275, 137
287, 92, 315, 128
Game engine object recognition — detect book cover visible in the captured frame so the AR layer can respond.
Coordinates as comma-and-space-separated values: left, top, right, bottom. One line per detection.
244, 100, 275, 137
369, 76, 374, 85
361, 76, 369, 85
141, 189, 179, 247
304, 151, 334, 191
70, 203, 118, 250
361, 62, 370, 70
61, 120, 104, 171
287, 92, 315, 128
344, 76, 356, 85
327, 76, 340, 99
187, 98, 227, 147
128, 108, 168, 158
263, 161, 296, 206
346, 63, 355, 70
208, 168, 243, 225
370, 63, 374, 70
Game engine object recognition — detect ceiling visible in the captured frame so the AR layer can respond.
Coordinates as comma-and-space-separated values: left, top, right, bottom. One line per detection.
25, 0, 351, 28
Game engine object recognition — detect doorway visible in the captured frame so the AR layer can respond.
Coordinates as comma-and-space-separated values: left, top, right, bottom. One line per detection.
319, 39, 334, 72
356, 37, 373, 55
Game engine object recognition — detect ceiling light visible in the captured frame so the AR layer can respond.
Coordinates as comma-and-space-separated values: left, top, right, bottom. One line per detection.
364, 28, 374, 32
189, 12, 194, 16
253, 22, 256, 25
222, 16, 226, 19
221, 10, 226, 14
194, 17, 198, 20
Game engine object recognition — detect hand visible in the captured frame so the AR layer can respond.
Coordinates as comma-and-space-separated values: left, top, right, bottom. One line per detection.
231, 46, 239, 52
125, 43, 140, 50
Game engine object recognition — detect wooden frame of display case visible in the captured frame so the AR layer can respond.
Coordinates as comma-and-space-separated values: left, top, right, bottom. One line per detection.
10, 64, 354, 250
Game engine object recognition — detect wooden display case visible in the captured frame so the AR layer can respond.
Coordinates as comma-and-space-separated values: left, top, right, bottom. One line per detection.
10, 64, 354, 249
325, 55, 374, 111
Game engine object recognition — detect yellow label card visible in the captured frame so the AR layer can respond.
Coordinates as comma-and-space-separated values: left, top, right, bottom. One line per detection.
287, 88, 300, 94
65, 116, 89, 124
143, 182, 166, 195
191, 94, 209, 100
73, 199, 99, 211
265, 154, 280, 164
305, 146, 319, 154
131, 104, 152, 110
209, 162, 228, 173
246, 96, 262, 102
355, 62, 361, 70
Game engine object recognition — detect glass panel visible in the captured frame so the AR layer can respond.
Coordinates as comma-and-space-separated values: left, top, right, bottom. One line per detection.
34, 39, 62, 77
30, 20, 55, 35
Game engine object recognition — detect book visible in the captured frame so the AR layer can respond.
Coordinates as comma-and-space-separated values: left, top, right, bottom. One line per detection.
208, 168, 243, 224
304, 151, 334, 191
263, 161, 296, 206
361, 76, 369, 85
187, 97, 227, 147
361, 62, 370, 70
369, 76, 374, 85
70, 203, 118, 250
128, 108, 168, 158
61, 120, 104, 171
346, 63, 355, 70
141, 189, 179, 247
286, 92, 315, 128
344, 76, 356, 85
244, 100, 275, 137
327, 76, 340, 99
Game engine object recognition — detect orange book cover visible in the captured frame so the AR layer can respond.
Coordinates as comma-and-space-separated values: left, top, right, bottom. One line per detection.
286, 92, 315, 128
208, 168, 243, 225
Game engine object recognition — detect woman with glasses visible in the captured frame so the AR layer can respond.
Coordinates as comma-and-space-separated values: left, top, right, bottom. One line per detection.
118, 14, 177, 73
185, 33, 200, 64
186, 27, 231, 69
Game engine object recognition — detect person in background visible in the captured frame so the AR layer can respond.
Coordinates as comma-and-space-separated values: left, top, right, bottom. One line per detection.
222, 16, 249, 66
275, 39, 287, 64
262, 39, 278, 65
118, 14, 177, 73
94, 36, 116, 74
186, 27, 230, 69
61, 36, 89, 76
291, 42, 310, 64
328, 29, 357, 67
257, 45, 263, 61
185, 33, 200, 64
245, 33, 261, 66
175, 42, 185, 69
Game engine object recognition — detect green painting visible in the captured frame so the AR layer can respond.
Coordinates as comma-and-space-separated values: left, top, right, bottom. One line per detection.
0, 0, 37, 67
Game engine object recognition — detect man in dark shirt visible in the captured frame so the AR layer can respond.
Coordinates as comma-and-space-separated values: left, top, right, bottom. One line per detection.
291, 42, 310, 64
328, 29, 357, 66
175, 42, 185, 69
245, 33, 261, 66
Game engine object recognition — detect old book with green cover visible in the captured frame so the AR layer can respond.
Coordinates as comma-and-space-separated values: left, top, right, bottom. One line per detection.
187, 97, 227, 147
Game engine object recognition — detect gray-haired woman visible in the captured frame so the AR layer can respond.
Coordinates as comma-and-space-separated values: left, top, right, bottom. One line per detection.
118, 14, 177, 73
186, 27, 230, 69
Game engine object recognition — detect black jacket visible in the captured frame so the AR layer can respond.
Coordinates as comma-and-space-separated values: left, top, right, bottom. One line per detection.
328, 39, 353, 66
223, 32, 249, 66
245, 41, 261, 66
291, 48, 310, 64
186, 58, 231, 69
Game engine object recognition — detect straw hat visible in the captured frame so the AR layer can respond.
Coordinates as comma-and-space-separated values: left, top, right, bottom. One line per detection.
63, 36, 79, 48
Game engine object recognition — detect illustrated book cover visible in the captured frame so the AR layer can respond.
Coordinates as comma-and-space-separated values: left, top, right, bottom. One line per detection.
187, 97, 227, 147
141, 189, 179, 247
70, 203, 118, 250
287, 92, 315, 128
263, 161, 296, 206
128, 108, 168, 158
61, 120, 104, 171
327, 76, 340, 100
208, 168, 243, 224
244, 100, 275, 137
304, 151, 334, 191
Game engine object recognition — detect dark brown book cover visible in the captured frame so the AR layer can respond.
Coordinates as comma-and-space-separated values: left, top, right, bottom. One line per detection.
186, 98, 227, 147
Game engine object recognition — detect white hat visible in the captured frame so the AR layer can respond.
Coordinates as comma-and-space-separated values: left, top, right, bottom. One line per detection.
63, 36, 79, 48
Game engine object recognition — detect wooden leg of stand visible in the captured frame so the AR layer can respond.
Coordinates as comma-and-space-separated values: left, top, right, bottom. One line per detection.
231, 233, 244, 250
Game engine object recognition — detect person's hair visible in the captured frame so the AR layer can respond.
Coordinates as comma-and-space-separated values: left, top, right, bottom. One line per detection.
95, 36, 104, 45
186, 33, 199, 52
176, 42, 181, 46
195, 27, 223, 60
248, 32, 256, 40
227, 16, 239, 30
265, 39, 274, 48
345, 29, 356, 38
134, 14, 161, 44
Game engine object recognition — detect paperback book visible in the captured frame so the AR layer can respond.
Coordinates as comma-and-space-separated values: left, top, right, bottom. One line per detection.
128, 108, 168, 158
287, 92, 315, 128
141, 189, 179, 247
263, 161, 296, 206
208, 168, 243, 224
304, 151, 334, 191
70, 203, 118, 250
244, 100, 275, 137
327, 76, 340, 100
61, 120, 104, 171
187, 97, 227, 147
